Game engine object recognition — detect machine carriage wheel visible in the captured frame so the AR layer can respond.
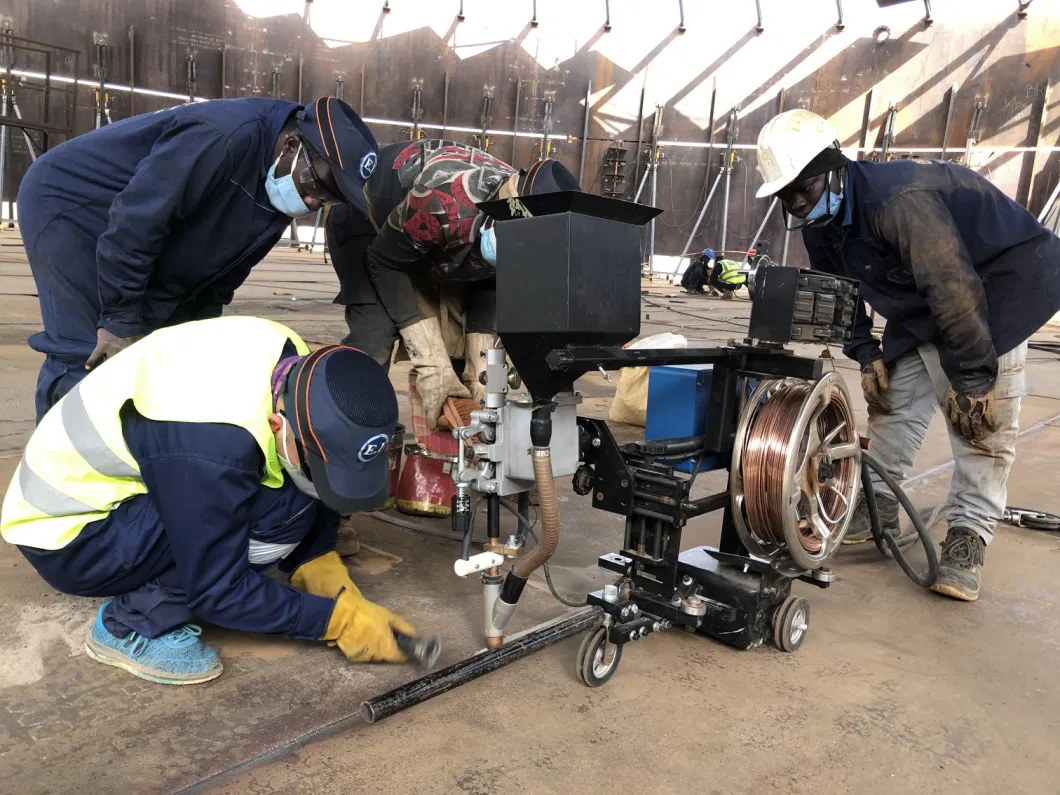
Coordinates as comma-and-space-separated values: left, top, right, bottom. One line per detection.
576, 626, 623, 687
772, 595, 810, 652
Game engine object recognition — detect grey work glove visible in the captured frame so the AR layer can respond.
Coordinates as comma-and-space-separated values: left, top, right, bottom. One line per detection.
860, 358, 891, 416
86, 327, 143, 370
944, 386, 997, 443
463, 331, 501, 406
400, 317, 470, 431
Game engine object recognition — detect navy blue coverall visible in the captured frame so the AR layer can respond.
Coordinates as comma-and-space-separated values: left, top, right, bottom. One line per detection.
18, 98, 300, 421
803, 159, 1060, 395
17, 406, 338, 640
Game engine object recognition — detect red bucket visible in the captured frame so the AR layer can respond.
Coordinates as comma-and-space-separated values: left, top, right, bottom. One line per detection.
395, 444, 457, 517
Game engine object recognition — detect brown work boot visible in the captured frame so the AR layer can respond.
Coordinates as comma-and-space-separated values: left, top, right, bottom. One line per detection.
930, 527, 984, 602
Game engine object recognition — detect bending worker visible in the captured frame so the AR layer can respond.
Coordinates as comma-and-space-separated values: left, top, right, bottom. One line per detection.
0, 316, 415, 685
19, 95, 378, 422
754, 109, 1060, 602
680, 248, 714, 294
327, 140, 579, 429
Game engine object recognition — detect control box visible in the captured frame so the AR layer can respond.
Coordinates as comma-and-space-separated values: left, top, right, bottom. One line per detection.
748, 267, 860, 344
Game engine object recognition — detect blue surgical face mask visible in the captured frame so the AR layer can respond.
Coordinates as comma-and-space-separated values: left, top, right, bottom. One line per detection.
806, 184, 843, 222
266, 143, 313, 218
479, 224, 498, 266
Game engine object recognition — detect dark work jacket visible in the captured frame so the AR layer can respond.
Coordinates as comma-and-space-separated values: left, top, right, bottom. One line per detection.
360, 140, 513, 328
18, 98, 299, 342
803, 159, 1060, 394
115, 408, 339, 640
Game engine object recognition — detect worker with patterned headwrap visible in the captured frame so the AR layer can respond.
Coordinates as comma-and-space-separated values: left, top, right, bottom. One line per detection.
327, 141, 580, 429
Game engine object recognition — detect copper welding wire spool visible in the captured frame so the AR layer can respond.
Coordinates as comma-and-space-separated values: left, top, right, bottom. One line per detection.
739, 377, 859, 563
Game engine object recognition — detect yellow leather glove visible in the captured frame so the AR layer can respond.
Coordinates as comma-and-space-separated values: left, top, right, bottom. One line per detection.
290, 551, 356, 598
322, 587, 417, 663
400, 316, 470, 431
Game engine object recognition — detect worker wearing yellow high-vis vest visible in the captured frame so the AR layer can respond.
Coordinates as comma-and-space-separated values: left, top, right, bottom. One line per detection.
1, 316, 417, 685
707, 258, 747, 299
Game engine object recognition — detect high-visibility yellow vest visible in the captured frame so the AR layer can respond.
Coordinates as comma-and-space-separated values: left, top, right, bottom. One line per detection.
717, 259, 746, 286
1, 317, 309, 551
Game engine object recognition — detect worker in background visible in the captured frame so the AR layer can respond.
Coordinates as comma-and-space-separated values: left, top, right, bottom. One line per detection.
1, 316, 415, 685
680, 248, 714, 294
754, 109, 1060, 602
707, 255, 747, 299
18, 96, 378, 423
327, 140, 580, 429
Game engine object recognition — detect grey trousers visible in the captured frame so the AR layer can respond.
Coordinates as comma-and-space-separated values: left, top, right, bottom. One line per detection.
868, 342, 1027, 545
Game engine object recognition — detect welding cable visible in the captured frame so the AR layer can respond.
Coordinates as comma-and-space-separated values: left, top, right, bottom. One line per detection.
860, 452, 939, 587
742, 380, 857, 553
499, 499, 588, 608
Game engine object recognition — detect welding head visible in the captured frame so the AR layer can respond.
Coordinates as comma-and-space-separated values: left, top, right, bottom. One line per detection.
297, 97, 378, 214
281, 345, 398, 513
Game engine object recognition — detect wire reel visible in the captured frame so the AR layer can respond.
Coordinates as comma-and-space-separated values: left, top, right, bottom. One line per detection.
731, 372, 861, 570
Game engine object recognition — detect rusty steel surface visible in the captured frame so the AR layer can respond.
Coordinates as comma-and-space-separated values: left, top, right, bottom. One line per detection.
0, 1, 1056, 264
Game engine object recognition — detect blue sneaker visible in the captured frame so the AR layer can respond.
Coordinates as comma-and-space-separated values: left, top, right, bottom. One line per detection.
84, 601, 223, 685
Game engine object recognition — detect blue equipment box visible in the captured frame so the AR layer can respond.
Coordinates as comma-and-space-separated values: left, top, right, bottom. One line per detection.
645, 364, 726, 474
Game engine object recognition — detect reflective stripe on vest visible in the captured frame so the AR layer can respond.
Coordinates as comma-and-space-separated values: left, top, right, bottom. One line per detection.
1, 317, 309, 550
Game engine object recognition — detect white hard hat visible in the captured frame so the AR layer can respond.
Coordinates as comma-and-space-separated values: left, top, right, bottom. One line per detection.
755, 109, 838, 199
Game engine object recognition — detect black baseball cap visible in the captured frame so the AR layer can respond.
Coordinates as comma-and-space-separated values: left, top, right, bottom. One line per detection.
297, 96, 378, 214
517, 158, 580, 195
283, 345, 398, 513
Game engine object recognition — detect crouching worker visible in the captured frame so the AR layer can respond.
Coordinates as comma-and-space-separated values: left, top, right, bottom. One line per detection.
708, 256, 746, 299
0, 316, 414, 685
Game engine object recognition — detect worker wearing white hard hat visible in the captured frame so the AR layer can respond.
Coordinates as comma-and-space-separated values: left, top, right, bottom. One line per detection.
755, 108, 1060, 603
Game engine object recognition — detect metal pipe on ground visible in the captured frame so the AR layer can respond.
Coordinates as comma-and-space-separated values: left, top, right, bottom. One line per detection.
361, 607, 601, 724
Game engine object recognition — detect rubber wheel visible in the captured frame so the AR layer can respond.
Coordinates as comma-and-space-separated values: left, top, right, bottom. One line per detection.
773, 595, 810, 653
576, 626, 623, 687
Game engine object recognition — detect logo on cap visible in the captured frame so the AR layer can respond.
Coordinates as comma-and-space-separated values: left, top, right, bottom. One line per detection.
359, 152, 377, 180
358, 433, 388, 463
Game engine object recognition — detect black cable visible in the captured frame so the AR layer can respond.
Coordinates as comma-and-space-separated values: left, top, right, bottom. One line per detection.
687, 454, 704, 489
460, 497, 482, 560
502, 499, 588, 607
861, 452, 939, 587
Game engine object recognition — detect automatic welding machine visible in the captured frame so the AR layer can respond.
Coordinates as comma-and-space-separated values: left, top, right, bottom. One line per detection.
359, 192, 937, 722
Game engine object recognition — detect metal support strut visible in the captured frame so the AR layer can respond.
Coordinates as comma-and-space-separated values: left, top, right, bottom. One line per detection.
720, 106, 738, 255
